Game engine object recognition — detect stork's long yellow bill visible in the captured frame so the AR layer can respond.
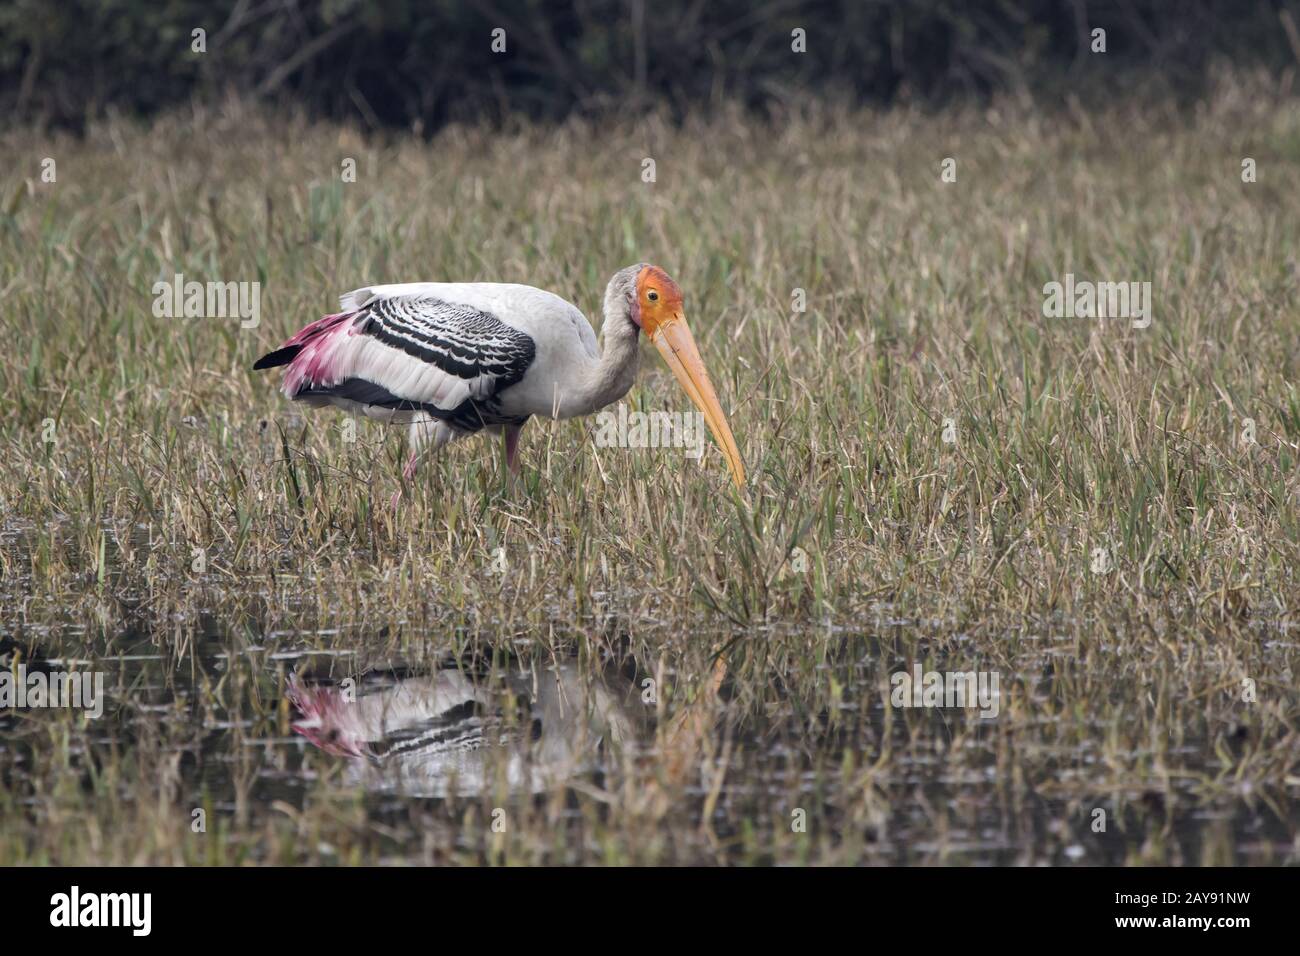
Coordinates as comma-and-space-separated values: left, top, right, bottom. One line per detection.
648, 314, 746, 488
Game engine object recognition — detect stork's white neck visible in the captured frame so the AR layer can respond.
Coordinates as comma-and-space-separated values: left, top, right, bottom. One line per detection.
580, 312, 641, 413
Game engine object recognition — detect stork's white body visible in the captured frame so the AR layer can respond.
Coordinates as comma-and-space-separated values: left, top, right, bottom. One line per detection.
255, 273, 644, 477
342, 282, 606, 422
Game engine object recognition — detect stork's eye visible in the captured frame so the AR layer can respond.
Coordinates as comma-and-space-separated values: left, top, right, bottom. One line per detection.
647, 290, 659, 301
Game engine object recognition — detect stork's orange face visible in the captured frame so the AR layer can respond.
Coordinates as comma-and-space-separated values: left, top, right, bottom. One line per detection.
633, 265, 745, 488
633, 265, 684, 338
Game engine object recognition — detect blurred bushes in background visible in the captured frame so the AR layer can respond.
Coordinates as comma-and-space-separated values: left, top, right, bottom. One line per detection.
3, 0, 1299, 131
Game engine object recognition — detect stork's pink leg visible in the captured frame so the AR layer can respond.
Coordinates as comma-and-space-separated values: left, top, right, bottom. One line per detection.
504, 425, 523, 475
389, 451, 420, 512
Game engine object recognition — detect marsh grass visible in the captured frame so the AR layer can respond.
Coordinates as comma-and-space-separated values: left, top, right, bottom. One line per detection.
0, 70, 1297, 864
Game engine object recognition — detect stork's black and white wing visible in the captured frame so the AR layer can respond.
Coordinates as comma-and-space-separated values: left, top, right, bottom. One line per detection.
356, 293, 534, 402
255, 284, 538, 433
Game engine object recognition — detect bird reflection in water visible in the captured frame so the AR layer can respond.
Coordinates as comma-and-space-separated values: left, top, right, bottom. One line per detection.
287, 663, 646, 797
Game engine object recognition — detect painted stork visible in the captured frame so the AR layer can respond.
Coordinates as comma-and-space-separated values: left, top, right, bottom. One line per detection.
252, 264, 745, 492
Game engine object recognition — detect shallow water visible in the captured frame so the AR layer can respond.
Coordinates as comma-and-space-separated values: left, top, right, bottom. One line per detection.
2, 613, 1295, 865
